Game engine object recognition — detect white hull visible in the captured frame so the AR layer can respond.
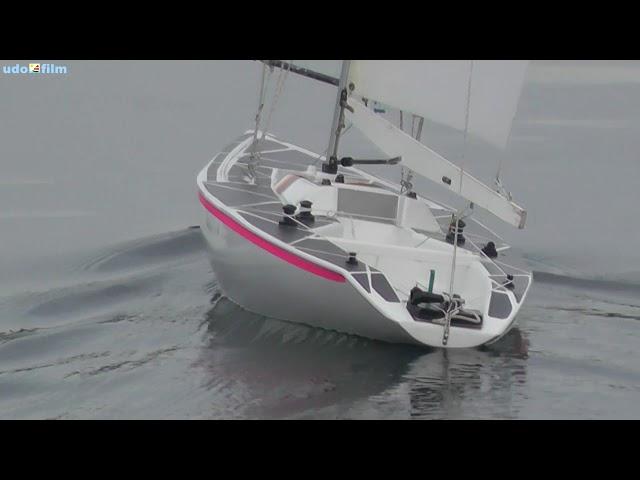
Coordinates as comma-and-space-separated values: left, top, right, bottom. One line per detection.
200, 206, 419, 345
197, 132, 532, 348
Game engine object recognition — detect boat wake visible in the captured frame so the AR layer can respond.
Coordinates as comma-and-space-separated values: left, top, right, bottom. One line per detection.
79, 227, 206, 274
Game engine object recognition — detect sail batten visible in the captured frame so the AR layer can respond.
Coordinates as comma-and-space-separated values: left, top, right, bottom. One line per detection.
348, 60, 529, 149
348, 98, 527, 229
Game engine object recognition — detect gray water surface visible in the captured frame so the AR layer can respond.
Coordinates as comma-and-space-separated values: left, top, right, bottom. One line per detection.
0, 227, 637, 419
1, 60, 639, 419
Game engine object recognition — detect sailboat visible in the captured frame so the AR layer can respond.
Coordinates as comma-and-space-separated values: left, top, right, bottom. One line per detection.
197, 60, 532, 348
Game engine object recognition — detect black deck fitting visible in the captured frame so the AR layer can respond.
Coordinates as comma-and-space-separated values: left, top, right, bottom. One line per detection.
295, 200, 315, 223
410, 286, 445, 305
503, 274, 515, 290
346, 252, 358, 266
279, 204, 298, 227
445, 219, 466, 246
481, 241, 498, 259
322, 156, 339, 174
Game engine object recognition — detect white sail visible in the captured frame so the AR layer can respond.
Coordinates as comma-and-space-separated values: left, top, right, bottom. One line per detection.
348, 60, 529, 149
348, 98, 527, 229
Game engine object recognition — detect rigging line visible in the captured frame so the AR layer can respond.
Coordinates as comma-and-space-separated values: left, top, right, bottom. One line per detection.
249, 64, 276, 176
259, 60, 291, 146
313, 123, 353, 166
495, 155, 506, 184
459, 60, 475, 189
260, 65, 276, 130
493, 259, 531, 275
444, 60, 474, 346
249, 62, 270, 175
465, 237, 508, 277
448, 60, 474, 293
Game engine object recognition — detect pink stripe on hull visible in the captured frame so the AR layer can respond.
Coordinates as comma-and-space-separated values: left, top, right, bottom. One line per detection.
198, 191, 346, 283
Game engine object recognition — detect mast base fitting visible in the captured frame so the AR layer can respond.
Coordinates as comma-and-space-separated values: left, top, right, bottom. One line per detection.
335, 174, 345, 183
322, 157, 339, 174
346, 252, 358, 266
278, 204, 298, 227
407, 191, 417, 199
481, 241, 498, 258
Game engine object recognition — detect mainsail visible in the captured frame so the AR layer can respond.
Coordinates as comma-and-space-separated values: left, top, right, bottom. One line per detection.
348, 60, 529, 149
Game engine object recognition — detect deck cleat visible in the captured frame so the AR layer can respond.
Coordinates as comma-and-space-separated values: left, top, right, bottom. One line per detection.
295, 200, 315, 224
278, 204, 298, 227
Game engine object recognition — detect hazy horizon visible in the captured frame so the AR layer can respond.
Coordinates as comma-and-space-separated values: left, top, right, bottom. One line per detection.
2, 60, 639, 283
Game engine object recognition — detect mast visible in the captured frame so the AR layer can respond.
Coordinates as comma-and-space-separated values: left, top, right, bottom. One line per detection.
323, 60, 352, 174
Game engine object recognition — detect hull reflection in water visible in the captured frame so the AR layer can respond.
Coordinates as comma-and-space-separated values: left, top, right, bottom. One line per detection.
198, 296, 529, 419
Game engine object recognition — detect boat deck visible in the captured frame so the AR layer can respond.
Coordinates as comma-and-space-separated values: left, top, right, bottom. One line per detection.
201, 132, 531, 309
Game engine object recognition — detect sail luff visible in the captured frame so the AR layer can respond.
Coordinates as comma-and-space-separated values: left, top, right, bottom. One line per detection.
348, 98, 527, 229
